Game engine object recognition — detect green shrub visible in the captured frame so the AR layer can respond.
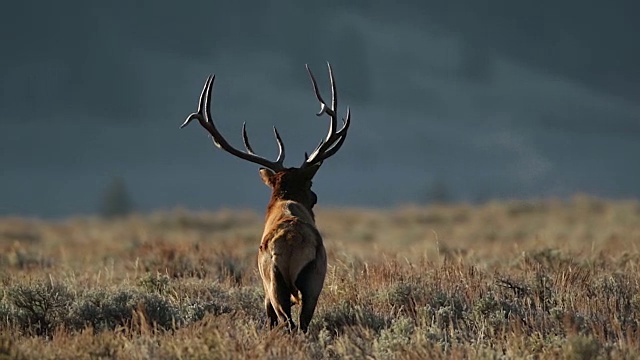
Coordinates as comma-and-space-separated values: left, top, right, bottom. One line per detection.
6, 281, 73, 336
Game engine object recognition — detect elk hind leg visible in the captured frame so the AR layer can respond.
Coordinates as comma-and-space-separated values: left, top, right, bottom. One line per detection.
295, 259, 325, 333
264, 297, 278, 328
269, 266, 296, 331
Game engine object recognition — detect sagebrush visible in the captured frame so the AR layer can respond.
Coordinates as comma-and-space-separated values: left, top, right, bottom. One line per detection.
0, 196, 639, 359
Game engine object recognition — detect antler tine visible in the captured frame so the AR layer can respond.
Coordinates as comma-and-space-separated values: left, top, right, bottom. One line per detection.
317, 107, 351, 161
241, 122, 255, 154
241, 123, 286, 167
181, 75, 286, 171
301, 63, 351, 168
273, 126, 286, 165
180, 75, 215, 129
305, 107, 351, 165
305, 64, 336, 120
328, 62, 338, 135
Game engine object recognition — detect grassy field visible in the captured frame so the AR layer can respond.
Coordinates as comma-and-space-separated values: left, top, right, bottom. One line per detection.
0, 195, 639, 359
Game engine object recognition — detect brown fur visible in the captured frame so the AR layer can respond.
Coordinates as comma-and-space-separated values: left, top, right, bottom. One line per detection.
257, 167, 327, 332
181, 64, 349, 332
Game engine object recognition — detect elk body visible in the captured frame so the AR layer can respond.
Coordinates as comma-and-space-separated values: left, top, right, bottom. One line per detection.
180, 64, 351, 332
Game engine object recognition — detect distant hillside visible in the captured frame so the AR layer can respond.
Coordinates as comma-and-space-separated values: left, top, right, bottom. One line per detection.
0, 1, 638, 217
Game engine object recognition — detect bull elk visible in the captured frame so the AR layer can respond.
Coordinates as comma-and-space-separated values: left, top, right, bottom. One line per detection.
180, 64, 351, 332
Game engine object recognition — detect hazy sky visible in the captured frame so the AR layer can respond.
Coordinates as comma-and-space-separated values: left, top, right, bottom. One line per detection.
1, 1, 638, 218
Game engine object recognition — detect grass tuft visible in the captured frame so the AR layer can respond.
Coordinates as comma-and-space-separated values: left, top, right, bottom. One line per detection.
0, 199, 639, 358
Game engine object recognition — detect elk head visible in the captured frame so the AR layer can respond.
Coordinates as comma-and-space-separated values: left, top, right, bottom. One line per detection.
181, 64, 349, 214
180, 63, 351, 332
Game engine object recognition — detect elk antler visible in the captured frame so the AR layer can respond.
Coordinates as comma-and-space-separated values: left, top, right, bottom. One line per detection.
301, 63, 351, 168
180, 75, 286, 171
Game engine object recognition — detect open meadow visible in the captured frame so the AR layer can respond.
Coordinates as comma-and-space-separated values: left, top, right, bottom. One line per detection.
1, 195, 639, 359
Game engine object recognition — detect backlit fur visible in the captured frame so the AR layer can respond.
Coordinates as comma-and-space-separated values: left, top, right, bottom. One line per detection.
257, 166, 327, 332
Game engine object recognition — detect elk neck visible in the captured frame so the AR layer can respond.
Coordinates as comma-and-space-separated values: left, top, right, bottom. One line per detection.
262, 168, 318, 225
265, 195, 315, 224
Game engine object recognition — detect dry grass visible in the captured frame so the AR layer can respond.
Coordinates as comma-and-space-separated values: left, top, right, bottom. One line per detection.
1, 195, 639, 359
